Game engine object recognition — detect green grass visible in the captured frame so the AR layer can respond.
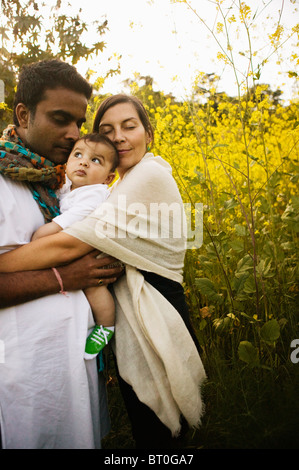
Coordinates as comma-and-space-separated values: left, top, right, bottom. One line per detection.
102, 350, 135, 449
102, 324, 299, 449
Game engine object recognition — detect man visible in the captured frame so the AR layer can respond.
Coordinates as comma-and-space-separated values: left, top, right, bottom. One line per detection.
0, 60, 122, 448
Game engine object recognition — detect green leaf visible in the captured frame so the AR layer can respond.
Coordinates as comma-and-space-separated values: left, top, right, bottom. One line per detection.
211, 231, 228, 241
205, 243, 219, 259
212, 144, 228, 150
256, 257, 272, 277
213, 316, 233, 335
260, 319, 280, 344
243, 274, 256, 294
248, 154, 259, 161
238, 341, 260, 367
236, 254, 253, 275
256, 196, 270, 213
240, 312, 259, 322
234, 224, 248, 236
281, 204, 299, 232
229, 239, 244, 253
224, 197, 238, 210
281, 241, 296, 251
233, 272, 249, 294
195, 278, 223, 304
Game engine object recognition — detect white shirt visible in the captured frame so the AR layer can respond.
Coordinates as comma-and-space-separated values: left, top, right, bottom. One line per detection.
53, 179, 109, 229
0, 175, 110, 449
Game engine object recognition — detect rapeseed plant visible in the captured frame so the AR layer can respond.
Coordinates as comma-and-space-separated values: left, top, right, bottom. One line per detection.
92, 0, 299, 449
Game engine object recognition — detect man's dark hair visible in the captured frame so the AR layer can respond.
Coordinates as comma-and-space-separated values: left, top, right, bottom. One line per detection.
13, 59, 93, 126
79, 133, 119, 171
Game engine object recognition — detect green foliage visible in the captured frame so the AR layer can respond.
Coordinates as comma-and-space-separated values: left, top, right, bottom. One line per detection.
0, 0, 109, 131
195, 278, 224, 305
238, 340, 260, 367
1, 0, 298, 448
102, 0, 299, 449
114, 71, 298, 448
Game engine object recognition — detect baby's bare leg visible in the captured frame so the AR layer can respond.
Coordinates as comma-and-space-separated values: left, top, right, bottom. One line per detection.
84, 285, 115, 327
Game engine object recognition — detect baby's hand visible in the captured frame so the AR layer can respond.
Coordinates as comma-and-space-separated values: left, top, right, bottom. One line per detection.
31, 221, 62, 240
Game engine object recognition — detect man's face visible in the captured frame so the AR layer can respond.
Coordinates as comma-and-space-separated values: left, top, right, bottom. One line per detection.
18, 87, 88, 165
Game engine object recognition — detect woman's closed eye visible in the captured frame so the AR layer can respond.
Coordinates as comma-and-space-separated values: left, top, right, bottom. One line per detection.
99, 124, 136, 135
99, 127, 112, 135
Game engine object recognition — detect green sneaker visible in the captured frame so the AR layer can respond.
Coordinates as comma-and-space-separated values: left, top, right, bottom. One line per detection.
84, 325, 114, 360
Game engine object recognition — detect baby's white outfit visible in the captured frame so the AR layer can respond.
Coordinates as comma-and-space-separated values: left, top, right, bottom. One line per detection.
53, 177, 110, 229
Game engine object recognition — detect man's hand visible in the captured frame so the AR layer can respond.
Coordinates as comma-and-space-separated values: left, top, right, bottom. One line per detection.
0, 251, 124, 308
58, 250, 124, 291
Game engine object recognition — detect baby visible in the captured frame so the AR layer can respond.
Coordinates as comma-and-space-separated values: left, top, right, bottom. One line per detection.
32, 133, 119, 360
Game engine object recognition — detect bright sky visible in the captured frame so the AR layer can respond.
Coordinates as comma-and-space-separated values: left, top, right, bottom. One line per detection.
6, 0, 299, 101
67, 0, 298, 103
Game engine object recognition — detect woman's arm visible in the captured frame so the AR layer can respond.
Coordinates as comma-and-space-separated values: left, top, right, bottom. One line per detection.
0, 232, 91, 272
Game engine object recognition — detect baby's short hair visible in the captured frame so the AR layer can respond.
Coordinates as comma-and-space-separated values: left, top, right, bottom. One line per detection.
78, 133, 119, 171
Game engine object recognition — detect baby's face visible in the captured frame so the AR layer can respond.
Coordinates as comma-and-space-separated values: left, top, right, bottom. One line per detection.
66, 140, 115, 190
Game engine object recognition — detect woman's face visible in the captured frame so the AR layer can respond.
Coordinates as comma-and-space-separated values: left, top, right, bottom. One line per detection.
97, 102, 151, 178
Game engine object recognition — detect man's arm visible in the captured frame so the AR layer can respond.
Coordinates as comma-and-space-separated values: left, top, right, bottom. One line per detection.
0, 251, 123, 308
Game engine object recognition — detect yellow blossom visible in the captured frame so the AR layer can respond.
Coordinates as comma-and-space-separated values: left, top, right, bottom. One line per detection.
228, 15, 236, 24
216, 22, 224, 34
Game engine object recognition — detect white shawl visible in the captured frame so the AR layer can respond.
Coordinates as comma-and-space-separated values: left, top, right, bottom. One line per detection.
65, 153, 206, 436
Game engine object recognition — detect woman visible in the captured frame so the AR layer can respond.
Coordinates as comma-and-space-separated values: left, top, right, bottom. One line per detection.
0, 94, 206, 449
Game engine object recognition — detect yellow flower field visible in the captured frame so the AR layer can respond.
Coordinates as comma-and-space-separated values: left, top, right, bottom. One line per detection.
100, 77, 298, 448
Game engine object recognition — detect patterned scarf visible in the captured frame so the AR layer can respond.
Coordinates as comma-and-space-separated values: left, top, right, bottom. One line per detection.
0, 125, 65, 222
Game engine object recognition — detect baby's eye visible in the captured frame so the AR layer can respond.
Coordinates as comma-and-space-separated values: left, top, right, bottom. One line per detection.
92, 157, 101, 164
74, 151, 83, 158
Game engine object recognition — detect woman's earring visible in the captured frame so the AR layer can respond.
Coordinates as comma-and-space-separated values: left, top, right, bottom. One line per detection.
147, 144, 151, 152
